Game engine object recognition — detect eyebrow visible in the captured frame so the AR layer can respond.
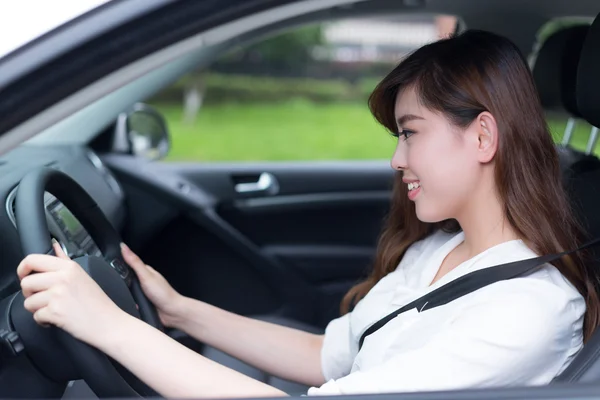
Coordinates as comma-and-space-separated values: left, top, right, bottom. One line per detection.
396, 114, 425, 126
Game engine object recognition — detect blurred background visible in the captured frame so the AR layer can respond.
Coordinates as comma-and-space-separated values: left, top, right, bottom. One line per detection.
147, 16, 597, 162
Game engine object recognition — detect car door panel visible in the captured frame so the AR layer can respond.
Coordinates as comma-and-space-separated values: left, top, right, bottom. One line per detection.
105, 156, 393, 327
218, 191, 389, 285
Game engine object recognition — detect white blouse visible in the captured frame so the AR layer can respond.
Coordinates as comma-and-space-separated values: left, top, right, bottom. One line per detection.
307, 230, 585, 396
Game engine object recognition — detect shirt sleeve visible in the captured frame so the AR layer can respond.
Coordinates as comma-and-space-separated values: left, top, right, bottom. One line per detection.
319, 312, 356, 382
308, 280, 579, 396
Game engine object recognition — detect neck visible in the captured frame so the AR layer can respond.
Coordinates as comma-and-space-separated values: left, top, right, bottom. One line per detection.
455, 176, 521, 258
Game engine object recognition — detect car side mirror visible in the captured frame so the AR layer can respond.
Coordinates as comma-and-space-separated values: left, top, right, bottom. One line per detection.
116, 103, 170, 160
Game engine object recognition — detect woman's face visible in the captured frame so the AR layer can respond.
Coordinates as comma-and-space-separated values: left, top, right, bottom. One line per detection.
391, 88, 483, 223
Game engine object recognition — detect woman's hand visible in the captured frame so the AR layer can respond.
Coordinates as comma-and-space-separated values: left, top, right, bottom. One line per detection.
120, 243, 184, 327
17, 241, 127, 347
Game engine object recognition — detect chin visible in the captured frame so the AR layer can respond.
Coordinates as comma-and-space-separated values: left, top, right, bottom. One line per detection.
415, 203, 449, 224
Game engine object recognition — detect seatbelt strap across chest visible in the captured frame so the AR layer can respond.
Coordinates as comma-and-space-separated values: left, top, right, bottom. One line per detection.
358, 236, 600, 350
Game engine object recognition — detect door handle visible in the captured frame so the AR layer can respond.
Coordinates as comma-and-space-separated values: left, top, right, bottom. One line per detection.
234, 172, 279, 195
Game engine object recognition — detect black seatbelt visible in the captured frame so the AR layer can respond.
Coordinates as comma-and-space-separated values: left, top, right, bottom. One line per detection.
358, 236, 600, 350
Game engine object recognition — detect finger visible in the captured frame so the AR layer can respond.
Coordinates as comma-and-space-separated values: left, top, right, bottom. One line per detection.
33, 307, 53, 328
17, 254, 71, 281
23, 290, 52, 313
120, 243, 149, 277
52, 239, 70, 260
20, 272, 60, 298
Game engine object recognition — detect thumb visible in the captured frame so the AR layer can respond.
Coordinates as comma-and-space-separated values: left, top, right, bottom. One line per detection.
52, 238, 71, 260
120, 243, 149, 278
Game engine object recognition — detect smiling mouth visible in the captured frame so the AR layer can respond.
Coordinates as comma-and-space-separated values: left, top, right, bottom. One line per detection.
407, 181, 420, 191
407, 181, 421, 200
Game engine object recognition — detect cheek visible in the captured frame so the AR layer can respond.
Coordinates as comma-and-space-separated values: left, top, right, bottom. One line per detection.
407, 138, 461, 183
411, 138, 474, 221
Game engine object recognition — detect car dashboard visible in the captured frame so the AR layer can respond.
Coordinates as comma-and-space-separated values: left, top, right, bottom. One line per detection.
0, 144, 126, 299
20, 192, 102, 259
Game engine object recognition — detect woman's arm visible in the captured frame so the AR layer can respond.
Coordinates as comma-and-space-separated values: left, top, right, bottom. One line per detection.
170, 298, 326, 387
17, 251, 289, 398
16, 244, 327, 397
98, 312, 289, 399
119, 244, 326, 387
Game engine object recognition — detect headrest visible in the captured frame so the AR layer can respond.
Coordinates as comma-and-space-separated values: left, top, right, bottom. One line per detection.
532, 25, 589, 117
577, 13, 600, 127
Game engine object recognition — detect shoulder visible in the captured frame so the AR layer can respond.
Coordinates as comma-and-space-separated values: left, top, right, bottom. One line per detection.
460, 266, 585, 350
470, 239, 585, 311
454, 239, 584, 345
468, 277, 581, 320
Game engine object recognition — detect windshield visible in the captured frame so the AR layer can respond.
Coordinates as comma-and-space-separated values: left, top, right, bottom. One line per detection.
0, 0, 111, 60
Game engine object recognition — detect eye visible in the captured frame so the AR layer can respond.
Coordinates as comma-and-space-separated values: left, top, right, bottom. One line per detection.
393, 129, 415, 141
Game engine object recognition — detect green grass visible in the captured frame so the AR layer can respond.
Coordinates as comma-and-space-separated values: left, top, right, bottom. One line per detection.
154, 101, 599, 162
156, 101, 395, 161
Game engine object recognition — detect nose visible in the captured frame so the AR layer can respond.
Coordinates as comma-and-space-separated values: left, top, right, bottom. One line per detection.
390, 140, 407, 171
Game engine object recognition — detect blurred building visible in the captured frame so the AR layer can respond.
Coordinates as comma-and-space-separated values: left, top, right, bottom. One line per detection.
315, 15, 457, 63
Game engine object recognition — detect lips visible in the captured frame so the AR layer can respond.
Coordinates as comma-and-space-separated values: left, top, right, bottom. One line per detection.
407, 185, 421, 200
405, 180, 421, 201
407, 181, 420, 191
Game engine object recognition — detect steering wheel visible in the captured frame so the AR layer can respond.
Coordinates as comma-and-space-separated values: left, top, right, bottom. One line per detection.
9, 167, 163, 398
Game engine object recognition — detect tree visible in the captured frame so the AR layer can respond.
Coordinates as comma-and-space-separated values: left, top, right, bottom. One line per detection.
248, 24, 323, 65
217, 24, 324, 69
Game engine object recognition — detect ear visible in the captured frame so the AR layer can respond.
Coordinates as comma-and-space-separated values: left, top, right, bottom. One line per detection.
474, 112, 499, 163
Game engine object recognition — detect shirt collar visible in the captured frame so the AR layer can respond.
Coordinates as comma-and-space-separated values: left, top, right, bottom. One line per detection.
390, 232, 527, 306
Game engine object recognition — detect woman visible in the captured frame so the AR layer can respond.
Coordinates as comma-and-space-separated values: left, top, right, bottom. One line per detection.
16, 29, 600, 397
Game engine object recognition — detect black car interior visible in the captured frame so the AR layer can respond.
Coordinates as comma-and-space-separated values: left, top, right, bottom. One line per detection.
552, 15, 600, 384
0, 5, 600, 399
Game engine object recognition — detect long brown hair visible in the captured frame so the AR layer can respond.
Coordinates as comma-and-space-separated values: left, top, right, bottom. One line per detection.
341, 30, 600, 341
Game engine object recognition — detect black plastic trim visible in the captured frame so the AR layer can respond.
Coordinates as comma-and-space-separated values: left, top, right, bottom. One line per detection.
233, 191, 391, 213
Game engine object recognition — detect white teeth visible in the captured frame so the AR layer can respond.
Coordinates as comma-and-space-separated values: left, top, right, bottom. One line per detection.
408, 182, 420, 191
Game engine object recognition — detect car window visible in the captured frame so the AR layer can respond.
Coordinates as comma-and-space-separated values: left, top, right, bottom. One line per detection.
148, 15, 600, 163
149, 16, 458, 162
